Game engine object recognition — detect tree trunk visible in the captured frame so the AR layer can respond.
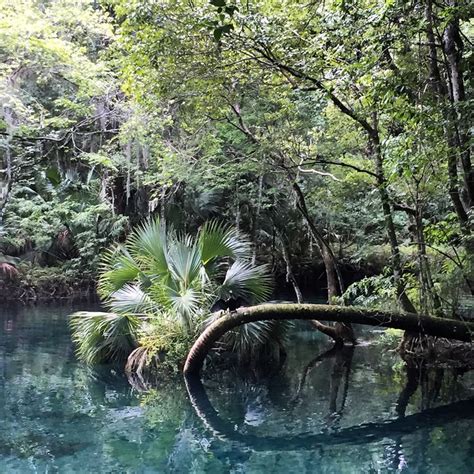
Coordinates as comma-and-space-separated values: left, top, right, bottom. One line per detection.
322, 245, 339, 301
371, 134, 417, 314
292, 182, 345, 297
292, 182, 355, 343
414, 206, 442, 313
434, 0, 474, 218
277, 231, 303, 303
184, 303, 474, 376
425, 0, 447, 97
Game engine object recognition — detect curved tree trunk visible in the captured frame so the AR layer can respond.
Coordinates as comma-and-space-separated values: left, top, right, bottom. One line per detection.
183, 304, 474, 376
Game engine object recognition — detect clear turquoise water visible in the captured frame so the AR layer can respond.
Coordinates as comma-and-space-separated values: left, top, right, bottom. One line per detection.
1, 303, 473, 473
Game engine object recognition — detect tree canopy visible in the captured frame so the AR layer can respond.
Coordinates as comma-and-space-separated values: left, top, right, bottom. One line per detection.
1, 0, 472, 320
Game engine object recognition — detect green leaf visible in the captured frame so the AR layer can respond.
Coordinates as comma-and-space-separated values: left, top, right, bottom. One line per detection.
199, 220, 251, 265
219, 260, 273, 304
213, 27, 223, 41
46, 167, 61, 187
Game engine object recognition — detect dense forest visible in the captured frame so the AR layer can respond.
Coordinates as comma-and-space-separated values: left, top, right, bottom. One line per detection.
0, 0, 473, 367
1, 1, 474, 471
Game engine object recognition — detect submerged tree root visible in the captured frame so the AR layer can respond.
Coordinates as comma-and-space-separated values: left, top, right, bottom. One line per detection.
400, 335, 474, 369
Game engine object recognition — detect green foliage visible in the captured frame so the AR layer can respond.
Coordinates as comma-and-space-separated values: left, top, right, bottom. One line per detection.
105, 0, 473, 318
0, 0, 131, 297
204, 311, 292, 364
0, 262, 94, 299
132, 317, 197, 374
70, 311, 141, 365
375, 328, 403, 349
218, 260, 273, 304
72, 217, 277, 369
340, 274, 399, 311
2, 0, 473, 361
98, 217, 272, 327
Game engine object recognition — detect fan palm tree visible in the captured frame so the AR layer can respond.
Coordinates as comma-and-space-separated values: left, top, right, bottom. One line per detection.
71, 218, 278, 369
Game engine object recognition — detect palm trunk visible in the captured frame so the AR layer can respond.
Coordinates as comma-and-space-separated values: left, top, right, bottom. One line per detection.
184, 303, 474, 376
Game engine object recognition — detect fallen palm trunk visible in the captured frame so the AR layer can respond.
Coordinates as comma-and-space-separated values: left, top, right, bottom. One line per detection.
183, 304, 474, 376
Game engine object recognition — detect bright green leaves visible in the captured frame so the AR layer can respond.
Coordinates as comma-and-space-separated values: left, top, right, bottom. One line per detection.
199, 220, 251, 265
167, 238, 203, 288
128, 219, 169, 276
70, 311, 141, 365
101, 249, 141, 293
97, 217, 273, 332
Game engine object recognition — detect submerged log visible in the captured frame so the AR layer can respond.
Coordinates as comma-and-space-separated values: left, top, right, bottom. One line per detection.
183, 304, 474, 376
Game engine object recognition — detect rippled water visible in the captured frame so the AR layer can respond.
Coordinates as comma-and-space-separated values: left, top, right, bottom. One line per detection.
1, 303, 473, 473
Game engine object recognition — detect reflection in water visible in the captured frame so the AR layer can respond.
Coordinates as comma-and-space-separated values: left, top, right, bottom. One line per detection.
290, 345, 355, 430
1, 304, 474, 473
185, 347, 474, 453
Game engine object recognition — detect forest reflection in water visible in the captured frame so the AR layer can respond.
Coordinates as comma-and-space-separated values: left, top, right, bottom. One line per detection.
1, 304, 474, 473
184, 342, 474, 472
185, 343, 474, 442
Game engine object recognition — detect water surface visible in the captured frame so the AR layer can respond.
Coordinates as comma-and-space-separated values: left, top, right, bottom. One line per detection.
1, 303, 473, 473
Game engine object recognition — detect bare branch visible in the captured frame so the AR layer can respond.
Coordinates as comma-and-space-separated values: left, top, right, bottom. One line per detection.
298, 165, 341, 181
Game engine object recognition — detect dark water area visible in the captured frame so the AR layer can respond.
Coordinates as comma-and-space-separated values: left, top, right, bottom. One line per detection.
1, 303, 473, 473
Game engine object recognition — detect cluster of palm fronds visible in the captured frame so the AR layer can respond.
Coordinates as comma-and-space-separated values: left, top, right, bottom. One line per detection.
70, 218, 281, 371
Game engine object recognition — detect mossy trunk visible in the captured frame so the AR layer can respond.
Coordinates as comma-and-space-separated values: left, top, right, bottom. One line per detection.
184, 303, 474, 376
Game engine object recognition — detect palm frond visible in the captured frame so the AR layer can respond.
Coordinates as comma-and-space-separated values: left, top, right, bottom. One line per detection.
128, 218, 168, 276
218, 260, 273, 304
199, 220, 251, 265
167, 238, 202, 287
149, 282, 205, 330
168, 286, 203, 328
107, 284, 158, 315
203, 312, 291, 360
70, 311, 140, 365
71, 216, 276, 369
99, 246, 141, 293
229, 321, 277, 354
